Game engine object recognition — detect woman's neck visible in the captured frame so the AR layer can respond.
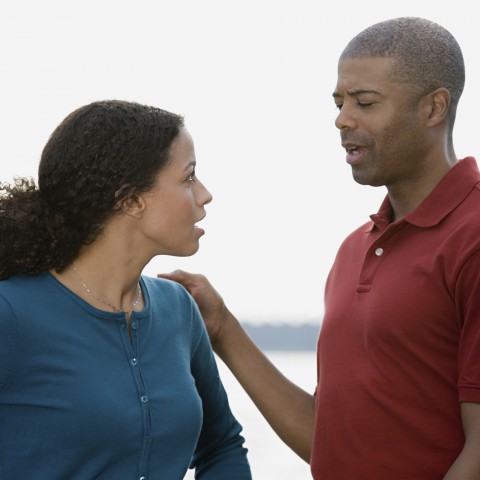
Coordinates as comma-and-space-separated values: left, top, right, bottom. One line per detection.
52, 231, 147, 315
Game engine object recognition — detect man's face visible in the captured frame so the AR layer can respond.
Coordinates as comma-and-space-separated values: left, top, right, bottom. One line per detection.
333, 56, 429, 190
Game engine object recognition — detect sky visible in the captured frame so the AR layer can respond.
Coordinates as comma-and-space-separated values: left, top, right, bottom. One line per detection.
1, 0, 478, 324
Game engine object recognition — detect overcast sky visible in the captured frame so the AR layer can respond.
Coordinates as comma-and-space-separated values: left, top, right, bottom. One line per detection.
1, 0, 478, 324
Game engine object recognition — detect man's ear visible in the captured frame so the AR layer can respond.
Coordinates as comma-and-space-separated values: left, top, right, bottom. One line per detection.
423, 87, 451, 127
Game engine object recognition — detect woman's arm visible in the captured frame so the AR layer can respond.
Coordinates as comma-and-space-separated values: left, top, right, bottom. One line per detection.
189, 298, 252, 479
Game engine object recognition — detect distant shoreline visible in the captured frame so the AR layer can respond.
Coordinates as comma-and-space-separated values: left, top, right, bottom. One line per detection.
242, 322, 320, 351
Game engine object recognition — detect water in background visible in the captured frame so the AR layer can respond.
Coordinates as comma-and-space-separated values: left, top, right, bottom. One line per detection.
184, 351, 316, 480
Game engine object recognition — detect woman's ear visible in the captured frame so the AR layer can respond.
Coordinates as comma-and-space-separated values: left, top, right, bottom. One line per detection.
117, 193, 146, 219
423, 87, 451, 127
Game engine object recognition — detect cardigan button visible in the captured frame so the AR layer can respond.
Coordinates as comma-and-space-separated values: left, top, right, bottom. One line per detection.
375, 247, 384, 256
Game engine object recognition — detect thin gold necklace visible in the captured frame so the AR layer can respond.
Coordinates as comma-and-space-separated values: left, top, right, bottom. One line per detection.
72, 262, 141, 313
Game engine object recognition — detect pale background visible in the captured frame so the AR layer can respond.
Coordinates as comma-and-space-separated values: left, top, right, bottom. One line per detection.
2, 3, 477, 478
1, 0, 478, 325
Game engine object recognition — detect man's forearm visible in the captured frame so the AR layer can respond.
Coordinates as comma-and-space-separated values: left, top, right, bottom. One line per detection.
443, 402, 480, 480
214, 309, 315, 463
443, 447, 480, 480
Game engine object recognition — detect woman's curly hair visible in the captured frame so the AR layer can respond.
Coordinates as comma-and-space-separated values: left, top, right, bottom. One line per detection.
0, 100, 184, 280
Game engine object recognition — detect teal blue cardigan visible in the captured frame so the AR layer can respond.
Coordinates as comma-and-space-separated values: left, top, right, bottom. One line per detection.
0, 273, 251, 479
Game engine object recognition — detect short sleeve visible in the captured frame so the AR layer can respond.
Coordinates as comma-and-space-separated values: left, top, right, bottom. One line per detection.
455, 248, 480, 402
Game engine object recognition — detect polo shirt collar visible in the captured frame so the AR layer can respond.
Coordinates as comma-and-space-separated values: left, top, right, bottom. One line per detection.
368, 157, 480, 232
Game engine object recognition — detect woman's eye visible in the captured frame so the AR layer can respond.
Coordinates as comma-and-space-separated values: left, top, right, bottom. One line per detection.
187, 171, 196, 181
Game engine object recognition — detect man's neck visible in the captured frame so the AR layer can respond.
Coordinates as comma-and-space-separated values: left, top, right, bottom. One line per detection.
388, 157, 458, 222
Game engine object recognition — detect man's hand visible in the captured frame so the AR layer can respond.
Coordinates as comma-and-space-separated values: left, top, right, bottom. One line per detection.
158, 270, 227, 344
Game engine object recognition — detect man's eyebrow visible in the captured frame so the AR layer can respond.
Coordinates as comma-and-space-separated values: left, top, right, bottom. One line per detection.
333, 89, 381, 99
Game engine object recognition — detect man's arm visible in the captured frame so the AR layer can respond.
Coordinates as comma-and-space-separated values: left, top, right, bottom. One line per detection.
159, 270, 316, 463
443, 402, 480, 479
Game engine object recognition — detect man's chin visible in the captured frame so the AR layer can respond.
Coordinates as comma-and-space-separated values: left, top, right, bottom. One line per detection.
352, 170, 384, 188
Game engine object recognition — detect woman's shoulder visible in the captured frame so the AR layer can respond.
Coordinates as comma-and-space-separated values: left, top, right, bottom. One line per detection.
141, 275, 193, 305
0, 273, 48, 295
0, 274, 60, 316
141, 276, 202, 338
142, 274, 186, 292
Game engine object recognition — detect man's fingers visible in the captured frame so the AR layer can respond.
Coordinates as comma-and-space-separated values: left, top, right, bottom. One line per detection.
158, 269, 187, 284
158, 269, 203, 289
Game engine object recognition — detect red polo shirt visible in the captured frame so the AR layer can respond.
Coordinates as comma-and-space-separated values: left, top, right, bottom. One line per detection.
312, 157, 480, 479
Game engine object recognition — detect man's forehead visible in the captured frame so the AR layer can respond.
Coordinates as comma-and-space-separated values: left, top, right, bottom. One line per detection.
334, 57, 397, 93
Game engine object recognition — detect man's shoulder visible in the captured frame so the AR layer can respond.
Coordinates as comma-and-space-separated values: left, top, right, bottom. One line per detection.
343, 220, 375, 241
448, 181, 480, 228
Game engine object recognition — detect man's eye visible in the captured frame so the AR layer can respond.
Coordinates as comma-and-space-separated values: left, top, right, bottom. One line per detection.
358, 102, 373, 107
335, 104, 343, 111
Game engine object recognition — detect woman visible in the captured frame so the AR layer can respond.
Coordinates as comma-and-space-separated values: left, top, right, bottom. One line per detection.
0, 100, 251, 479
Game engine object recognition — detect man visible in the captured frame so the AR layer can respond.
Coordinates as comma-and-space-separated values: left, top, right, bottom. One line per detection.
161, 17, 480, 479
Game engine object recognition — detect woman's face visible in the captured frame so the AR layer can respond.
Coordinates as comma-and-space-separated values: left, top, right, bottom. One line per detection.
138, 127, 213, 257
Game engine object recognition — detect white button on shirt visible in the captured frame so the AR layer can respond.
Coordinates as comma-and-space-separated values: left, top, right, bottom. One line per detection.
375, 248, 384, 256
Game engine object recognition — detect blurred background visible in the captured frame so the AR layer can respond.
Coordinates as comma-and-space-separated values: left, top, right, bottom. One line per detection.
1, 2, 477, 477
2, 0, 478, 327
